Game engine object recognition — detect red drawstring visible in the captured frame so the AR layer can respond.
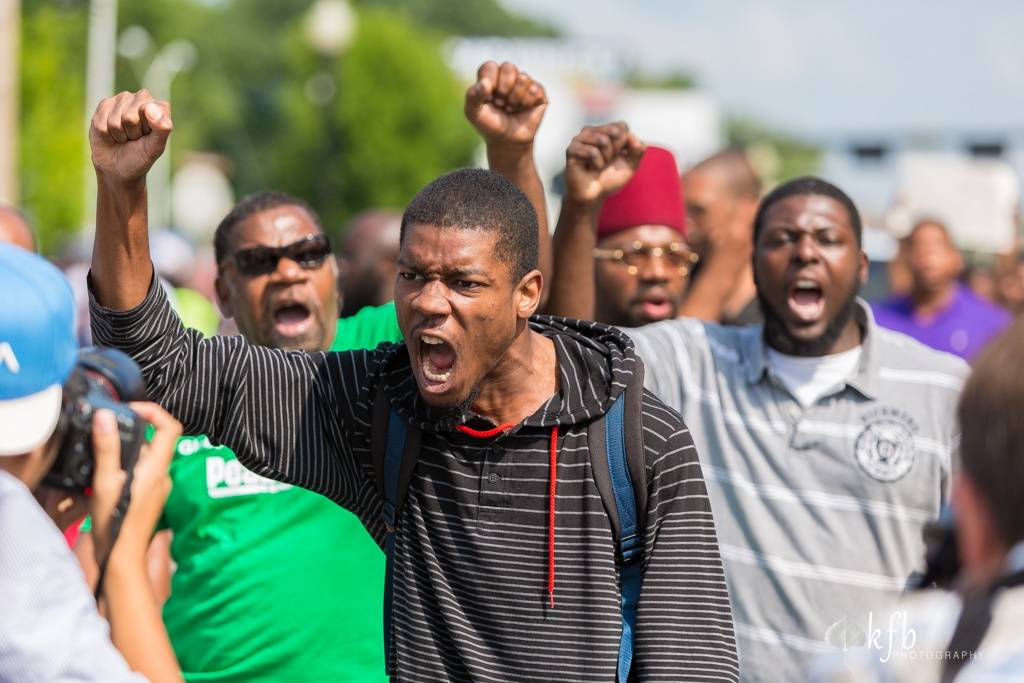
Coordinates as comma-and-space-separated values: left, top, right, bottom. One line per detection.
456, 423, 515, 438
455, 420, 560, 609
548, 426, 558, 609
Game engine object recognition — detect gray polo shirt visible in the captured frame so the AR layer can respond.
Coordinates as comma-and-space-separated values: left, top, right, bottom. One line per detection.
626, 302, 967, 683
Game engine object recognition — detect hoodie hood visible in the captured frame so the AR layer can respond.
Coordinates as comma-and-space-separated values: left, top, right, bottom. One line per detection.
376, 315, 640, 433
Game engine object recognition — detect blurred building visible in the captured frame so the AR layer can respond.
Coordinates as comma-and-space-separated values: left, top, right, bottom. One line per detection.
817, 129, 1024, 299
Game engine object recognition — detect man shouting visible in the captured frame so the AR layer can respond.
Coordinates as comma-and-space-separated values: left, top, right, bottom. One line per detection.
87, 81, 738, 682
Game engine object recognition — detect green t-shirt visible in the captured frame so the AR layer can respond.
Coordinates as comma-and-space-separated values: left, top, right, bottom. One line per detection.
160, 303, 402, 682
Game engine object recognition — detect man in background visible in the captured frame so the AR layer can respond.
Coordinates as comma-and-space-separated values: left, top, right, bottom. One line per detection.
873, 219, 1010, 359
678, 149, 762, 324
548, 165, 967, 681
337, 209, 402, 317
150, 188, 400, 683
549, 125, 697, 327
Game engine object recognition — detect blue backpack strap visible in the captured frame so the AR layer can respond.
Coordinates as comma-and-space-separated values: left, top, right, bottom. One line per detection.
604, 393, 643, 683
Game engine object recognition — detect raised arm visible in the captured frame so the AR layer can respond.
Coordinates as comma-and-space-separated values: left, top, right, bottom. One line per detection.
464, 61, 551, 299
87, 91, 378, 523
546, 123, 645, 319
678, 201, 756, 321
89, 89, 171, 311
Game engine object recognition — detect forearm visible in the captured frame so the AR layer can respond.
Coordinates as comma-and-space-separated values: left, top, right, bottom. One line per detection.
678, 248, 748, 321
104, 549, 182, 682
91, 176, 155, 311
487, 145, 551, 293
546, 197, 600, 318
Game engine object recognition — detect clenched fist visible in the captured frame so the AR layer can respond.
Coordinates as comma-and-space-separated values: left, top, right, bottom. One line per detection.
564, 123, 646, 204
465, 61, 547, 149
89, 89, 173, 184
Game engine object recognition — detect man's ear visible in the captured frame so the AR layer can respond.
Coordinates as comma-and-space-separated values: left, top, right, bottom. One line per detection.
859, 249, 870, 287
214, 274, 234, 319
515, 269, 544, 320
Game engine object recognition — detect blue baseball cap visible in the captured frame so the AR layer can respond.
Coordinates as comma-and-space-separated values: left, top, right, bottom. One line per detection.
0, 244, 78, 455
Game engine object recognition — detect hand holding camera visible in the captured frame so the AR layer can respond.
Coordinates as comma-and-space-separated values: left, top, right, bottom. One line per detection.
90, 402, 181, 571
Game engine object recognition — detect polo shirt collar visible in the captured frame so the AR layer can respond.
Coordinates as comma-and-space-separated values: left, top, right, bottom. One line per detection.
743, 298, 880, 400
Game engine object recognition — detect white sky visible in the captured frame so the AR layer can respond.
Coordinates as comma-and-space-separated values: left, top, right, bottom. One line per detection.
502, 0, 1024, 136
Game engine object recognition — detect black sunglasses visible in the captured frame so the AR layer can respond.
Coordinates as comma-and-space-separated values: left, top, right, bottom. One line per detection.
226, 234, 333, 277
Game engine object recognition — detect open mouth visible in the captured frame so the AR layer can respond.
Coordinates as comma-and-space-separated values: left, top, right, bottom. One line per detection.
638, 293, 672, 321
419, 333, 457, 393
787, 279, 825, 323
272, 301, 313, 337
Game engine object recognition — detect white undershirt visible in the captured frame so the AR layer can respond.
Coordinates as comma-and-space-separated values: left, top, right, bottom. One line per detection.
765, 346, 863, 408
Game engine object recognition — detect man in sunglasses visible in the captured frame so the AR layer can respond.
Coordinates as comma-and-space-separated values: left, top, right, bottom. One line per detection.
549, 126, 697, 328
132, 188, 403, 682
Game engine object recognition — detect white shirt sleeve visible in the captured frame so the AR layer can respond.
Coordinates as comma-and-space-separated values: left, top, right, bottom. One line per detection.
0, 471, 147, 682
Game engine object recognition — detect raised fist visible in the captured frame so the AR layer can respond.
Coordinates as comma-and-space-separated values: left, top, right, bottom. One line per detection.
89, 90, 173, 184
564, 122, 646, 204
465, 61, 547, 148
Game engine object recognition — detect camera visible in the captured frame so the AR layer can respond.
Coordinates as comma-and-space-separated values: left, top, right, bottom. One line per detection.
44, 347, 148, 493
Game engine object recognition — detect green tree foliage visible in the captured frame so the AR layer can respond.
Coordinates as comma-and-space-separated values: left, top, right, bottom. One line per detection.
18, 0, 552, 251
19, 1, 88, 254
727, 116, 822, 186
116, 1, 485, 231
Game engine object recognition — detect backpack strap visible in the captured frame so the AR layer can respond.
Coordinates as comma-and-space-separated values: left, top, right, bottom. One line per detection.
371, 384, 421, 676
589, 365, 648, 683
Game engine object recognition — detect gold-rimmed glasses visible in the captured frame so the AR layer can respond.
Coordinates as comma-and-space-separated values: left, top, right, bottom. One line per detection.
592, 241, 700, 276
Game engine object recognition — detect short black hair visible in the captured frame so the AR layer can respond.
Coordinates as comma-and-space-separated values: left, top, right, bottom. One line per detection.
400, 168, 538, 282
214, 191, 323, 264
752, 176, 862, 246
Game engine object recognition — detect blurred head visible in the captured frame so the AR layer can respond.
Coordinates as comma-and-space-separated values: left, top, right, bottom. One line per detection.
905, 219, 963, 296
594, 146, 694, 327
396, 169, 541, 411
683, 148, 761, 256
214, 192, 340, 352
338, 209, 402, 316
0, 244, 77, 489
955, 320, 1024, 584
0, 204, 36, 252
752, 177, 867, 356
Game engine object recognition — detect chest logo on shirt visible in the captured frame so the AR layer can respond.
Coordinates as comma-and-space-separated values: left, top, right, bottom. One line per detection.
855, 407, 918, 483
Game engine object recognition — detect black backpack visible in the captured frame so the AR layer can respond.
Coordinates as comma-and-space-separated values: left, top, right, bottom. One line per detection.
370, 369, 648, 682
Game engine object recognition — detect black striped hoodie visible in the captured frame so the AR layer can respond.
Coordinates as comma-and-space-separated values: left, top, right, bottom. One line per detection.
91, 279, 739, 682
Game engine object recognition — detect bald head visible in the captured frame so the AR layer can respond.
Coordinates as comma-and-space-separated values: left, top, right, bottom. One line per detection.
683, 149, 762, 254
338, 209, 402, 316
0, 205, 36, 252
689, 148, 762, 200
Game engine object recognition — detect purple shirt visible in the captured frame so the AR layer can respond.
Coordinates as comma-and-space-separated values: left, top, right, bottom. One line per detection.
872, 282, 1011, 359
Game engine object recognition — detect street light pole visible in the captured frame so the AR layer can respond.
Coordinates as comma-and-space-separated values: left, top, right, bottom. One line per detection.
141, 41, 195, 230
82, 0, 118, 233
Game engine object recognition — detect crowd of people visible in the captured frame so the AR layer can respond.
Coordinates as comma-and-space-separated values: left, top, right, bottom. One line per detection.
3, 60, 1024, 682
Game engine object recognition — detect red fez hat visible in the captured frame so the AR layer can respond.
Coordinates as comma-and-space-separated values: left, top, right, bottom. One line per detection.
597, 145, 686, 240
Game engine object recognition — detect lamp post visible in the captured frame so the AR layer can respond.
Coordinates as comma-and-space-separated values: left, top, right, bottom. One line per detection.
141, 40, 196, 230
81, 0, 118, 233
117, 26, 195, 230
